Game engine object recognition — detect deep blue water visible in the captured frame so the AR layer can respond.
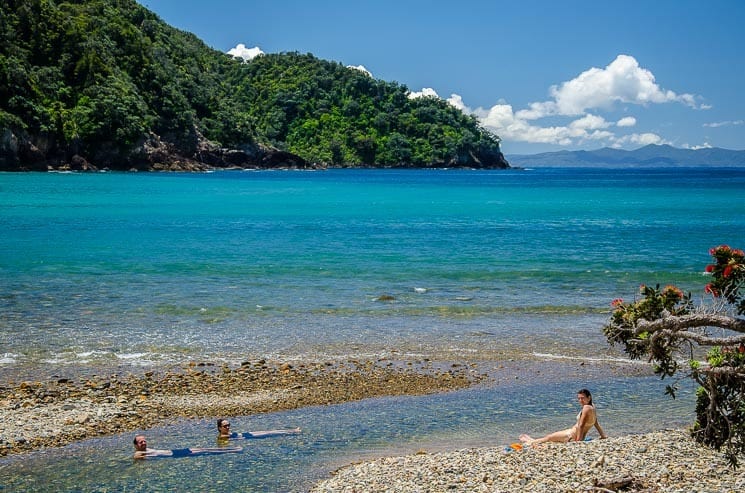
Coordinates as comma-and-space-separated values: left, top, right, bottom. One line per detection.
2, 167, 743, 373
0, 167, 743, 491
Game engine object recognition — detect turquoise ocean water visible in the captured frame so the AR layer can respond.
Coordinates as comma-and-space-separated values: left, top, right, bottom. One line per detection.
1, 167, 744, 491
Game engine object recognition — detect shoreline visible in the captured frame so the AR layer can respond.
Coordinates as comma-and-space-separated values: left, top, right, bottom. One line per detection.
0, 355, 655, 458
310, 430, 745, 492
0, 358, 483, 457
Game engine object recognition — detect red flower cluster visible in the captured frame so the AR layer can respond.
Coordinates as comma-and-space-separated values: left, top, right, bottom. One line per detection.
708, 245, 745, 257
704, 245, 744, 300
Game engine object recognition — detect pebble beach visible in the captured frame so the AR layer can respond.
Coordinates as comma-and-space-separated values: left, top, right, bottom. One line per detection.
310, 430, 745, 492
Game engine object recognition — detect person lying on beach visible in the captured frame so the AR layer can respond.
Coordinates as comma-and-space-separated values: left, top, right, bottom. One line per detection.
133, 434, 242, 459
216, 419, 302, 442
519, 388, 607, 446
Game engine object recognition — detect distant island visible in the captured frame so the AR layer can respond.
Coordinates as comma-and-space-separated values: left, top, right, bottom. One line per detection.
507, 144, 745, 168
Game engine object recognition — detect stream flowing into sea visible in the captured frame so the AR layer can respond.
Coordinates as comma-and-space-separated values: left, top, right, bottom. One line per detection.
1, 167, 744, 491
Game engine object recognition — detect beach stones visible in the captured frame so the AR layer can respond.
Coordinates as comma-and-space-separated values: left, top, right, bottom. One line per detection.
310, 430, 745, 492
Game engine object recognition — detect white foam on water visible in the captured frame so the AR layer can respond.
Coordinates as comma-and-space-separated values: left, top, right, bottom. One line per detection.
532, 352, 646, 365
0, 353, 19, 364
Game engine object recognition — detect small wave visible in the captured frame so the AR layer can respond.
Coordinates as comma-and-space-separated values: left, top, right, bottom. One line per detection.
40, 350, 175, 366
115, 352, 150, 360
0, 353, 19, 364
532, 352, 646, 365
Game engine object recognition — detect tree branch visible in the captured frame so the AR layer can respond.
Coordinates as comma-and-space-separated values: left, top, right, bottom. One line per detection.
696, 366, 745, 378
656, 329, 745, 346
635, 314, 745, 336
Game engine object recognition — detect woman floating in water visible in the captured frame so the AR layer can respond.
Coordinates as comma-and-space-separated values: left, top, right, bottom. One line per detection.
520, 389, 607, 445
216, 418, 301, 442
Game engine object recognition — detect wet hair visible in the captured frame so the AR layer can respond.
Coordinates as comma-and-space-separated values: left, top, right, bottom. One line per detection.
217, 419, 227, 429
133, 435, 144, 446
577, 388, 593, 404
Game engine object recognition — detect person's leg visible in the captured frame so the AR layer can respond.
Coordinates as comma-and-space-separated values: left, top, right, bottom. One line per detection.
188, 446, 242, 455
521, 429, 573, 445
243, 428, 301, 438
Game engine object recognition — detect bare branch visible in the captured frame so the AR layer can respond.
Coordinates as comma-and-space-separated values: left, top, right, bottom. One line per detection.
656, 329, 745, 346
635, 314, 745, 336
697, 366, 745, 378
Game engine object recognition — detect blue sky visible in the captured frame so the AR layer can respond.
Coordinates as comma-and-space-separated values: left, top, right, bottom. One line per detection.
139, 0, 745, 154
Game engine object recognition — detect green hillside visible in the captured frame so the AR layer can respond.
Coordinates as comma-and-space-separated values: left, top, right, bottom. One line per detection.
0, 0, 508, 171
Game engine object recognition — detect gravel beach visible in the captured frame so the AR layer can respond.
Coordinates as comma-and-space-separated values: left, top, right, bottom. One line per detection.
6, 357, 739, 493
0, 358, 481, 457
310, 429, 745, 492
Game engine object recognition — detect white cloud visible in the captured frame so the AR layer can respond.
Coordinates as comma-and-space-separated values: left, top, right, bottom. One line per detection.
569, 114, 610, 131
474, 103, 576, 145
408, 55, 703, 150
613, 132, 670, 147
446, 93, 467, 112
515, 101, 558, 120
408, 87, 440, 99
704, 120, 744, 128
617, 116, 637, 127
227, 43, 264, 61
348, 65, 373, 77
544, 54, 702, 117
448, 54, 702, 149
687, 142, 713, 150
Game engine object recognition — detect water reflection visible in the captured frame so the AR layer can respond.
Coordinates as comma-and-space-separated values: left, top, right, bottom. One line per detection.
0, 375, 695, 492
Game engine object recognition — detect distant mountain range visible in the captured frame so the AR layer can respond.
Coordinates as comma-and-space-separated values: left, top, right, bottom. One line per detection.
506, 144, 745, 168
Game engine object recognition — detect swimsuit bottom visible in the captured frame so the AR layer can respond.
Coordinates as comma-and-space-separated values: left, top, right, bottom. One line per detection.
170, 448, 191, 458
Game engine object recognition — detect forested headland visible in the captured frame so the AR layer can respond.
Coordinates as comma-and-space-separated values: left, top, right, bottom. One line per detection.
0, 0, 509, 171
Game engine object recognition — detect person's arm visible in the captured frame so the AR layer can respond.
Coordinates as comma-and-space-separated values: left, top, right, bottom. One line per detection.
594, 420, 608, 439
134, 448, 173, 459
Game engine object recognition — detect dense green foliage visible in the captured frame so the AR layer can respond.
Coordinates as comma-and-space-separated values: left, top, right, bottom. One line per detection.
606, 246, 745, 467
235, 52, 503, 166
1, 0, 254, 166
0, 0, 505, 170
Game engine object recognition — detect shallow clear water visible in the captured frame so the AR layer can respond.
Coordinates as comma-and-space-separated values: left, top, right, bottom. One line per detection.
0, 374, 696, 492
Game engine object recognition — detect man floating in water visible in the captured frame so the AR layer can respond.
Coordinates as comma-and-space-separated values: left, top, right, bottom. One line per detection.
133, 434, 242, 459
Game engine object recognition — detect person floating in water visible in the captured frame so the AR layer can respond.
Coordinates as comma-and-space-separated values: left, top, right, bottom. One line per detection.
519, 388, 607, 446
133, 434, 242, 459
216, 419, 301, 442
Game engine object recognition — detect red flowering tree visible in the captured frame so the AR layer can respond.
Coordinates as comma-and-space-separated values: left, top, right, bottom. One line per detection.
604, 245, 745, 466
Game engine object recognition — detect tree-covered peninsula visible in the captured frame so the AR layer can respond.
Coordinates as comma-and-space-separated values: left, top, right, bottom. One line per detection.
0, 0, 509, 171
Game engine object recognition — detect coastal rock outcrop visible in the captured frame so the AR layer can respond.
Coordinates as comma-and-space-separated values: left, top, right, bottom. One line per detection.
0, 127, 313, 172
